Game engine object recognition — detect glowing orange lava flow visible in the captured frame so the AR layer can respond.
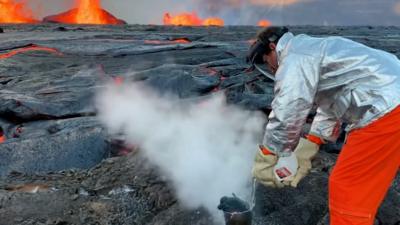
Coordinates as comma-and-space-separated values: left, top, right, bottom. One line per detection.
163, 12, 224, 26
172, 39, 191, 44
0, 0, 38, 23
0, 45, 62, 59
43, 0, 126, 25
144, 39, 191, 45
258, 19, 271, 27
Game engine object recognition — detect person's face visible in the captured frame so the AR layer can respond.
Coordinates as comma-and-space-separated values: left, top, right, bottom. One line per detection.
262, 43, 278, 74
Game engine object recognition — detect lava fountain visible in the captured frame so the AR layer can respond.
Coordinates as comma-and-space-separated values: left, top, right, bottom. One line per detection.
163, 12, 224, 26
0, 0, 38, 23
43, 0, 126, 25
258, 19, 271, 27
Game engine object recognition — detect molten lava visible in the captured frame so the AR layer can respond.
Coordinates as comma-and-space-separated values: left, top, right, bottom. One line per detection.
163, 12, 224, 26
163, 12, 202, 26
0, 45, 62, 59
0, 0, 38, 23
144, 39, 191, 45
258, 20, 271, 27
172, 38, 191, 44
203, 18, 224, 26
43, 0, 126, 25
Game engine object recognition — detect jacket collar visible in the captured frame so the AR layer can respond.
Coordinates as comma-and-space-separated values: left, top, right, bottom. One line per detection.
276, 32, 294, 63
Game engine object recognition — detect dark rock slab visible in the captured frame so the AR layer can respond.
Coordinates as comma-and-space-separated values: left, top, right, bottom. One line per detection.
223, 73, 275, 110
0, 117, 109, 176
129, 64, 220, 98
0, 62, 99, 120
226, 92, 274, 111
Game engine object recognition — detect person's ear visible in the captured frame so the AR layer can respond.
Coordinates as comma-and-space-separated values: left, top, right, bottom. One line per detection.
269, 43, 276, 51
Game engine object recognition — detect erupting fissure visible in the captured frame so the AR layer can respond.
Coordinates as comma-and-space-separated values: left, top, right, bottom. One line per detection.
0, 0, 37, 23
163, 12, 224, 26
258, 19, 271, 27
43, 0, 126, 25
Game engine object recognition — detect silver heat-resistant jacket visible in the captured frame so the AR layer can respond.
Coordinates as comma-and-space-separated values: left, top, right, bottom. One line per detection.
263, 32, 400, 156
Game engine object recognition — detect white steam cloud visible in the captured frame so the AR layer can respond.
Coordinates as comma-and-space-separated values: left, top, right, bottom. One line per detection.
96, 82, 266, 217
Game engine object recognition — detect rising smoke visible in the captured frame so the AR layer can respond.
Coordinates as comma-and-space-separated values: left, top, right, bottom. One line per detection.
96, 82, 266, 218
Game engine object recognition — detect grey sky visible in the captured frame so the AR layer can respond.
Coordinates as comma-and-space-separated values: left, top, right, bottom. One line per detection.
28, 0, 400, 25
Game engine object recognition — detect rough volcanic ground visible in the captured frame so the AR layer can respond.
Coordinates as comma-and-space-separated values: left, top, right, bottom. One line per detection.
0, 24, 399, 225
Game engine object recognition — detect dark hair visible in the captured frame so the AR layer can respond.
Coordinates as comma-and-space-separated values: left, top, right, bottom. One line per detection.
247, 26, 289, 65
0, 126, 3, 136
257, 26, 289, 47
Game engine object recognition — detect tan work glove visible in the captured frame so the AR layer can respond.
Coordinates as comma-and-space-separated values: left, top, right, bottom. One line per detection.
290, 136, 321, 187
252, 146, 285, 188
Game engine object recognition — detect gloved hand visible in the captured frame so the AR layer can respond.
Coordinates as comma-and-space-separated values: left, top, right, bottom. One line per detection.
289, 136, 321, 187
252, 145, 285, 188
273, 152, 298, 183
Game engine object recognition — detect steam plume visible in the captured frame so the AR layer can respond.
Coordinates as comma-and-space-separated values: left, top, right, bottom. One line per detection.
96, 82, 266, 218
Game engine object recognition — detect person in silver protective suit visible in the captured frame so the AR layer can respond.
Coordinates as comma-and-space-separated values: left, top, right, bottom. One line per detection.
248, 27, 400, 225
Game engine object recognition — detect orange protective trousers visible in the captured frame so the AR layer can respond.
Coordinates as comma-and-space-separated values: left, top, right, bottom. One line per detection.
329, 106, 400, 225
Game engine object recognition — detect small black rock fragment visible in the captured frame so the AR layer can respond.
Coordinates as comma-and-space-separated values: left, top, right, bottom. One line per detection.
55, 26, 68, 32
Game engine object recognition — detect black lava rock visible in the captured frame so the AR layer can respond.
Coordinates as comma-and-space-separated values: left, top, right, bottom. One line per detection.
218, 194, 250, 213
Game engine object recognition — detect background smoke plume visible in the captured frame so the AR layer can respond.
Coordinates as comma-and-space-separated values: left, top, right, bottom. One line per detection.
96, 82, 266, 216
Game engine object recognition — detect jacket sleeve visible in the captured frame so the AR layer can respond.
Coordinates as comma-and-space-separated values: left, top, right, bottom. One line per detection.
309, 108, 342, 143
263, 53, 320, 157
